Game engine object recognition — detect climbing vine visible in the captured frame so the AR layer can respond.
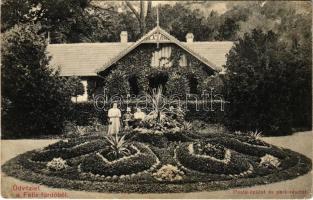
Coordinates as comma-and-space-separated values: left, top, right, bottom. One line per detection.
167, 71, 190, 98
100, 43, 215, 97
106, 69, 130, 97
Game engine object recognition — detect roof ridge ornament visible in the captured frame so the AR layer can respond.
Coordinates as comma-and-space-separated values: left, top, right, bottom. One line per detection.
156, 4, 160, 48
156, 4, 159, 27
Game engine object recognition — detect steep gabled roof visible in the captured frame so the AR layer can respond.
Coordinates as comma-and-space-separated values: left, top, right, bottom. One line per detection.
47, 43, 133, 76
95, 26, 222, 73
185, 41, 234, 69
47, 28, 234, 76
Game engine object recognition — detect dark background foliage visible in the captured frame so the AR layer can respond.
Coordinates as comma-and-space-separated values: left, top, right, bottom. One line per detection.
223, 30, 311, 135
1, 25, 79, 137
1, 1, 311, 137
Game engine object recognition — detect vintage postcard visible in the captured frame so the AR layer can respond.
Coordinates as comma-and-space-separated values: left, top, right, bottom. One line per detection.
1, 0, 312, 199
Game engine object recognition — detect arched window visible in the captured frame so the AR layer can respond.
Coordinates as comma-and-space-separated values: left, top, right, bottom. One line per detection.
148, 71, 168, 92
188, 75, 198, 94
128, 76, 140, 96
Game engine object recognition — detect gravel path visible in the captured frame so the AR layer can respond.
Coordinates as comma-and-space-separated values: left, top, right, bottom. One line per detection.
1, 131, 312, 199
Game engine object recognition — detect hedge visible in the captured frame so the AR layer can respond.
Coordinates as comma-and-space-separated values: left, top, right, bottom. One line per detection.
68, 102, 107, 126
131, 132, 169, 148
207, 137, 287, 159
176, 143, 250, 174
80, 143, 157, 176
45, 138, 84, 150
69, 101, 226, 126
32, 139, 106, 162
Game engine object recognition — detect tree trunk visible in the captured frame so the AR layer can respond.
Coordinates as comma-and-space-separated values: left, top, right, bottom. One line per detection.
147, 1, 152, 18
125, 0, 152, 36
139, 0, 146, 35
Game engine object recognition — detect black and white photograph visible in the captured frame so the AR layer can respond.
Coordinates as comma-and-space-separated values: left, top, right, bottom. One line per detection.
1, 0, 312, 199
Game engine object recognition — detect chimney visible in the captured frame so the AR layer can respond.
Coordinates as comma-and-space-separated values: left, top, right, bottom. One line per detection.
120, 31, 128, 43
186, 33, 194, 43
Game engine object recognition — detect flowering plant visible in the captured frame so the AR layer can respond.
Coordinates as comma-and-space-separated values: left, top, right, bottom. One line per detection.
259, 154, 280, 168
152, 164, 184, 181
47, 157, 68, 171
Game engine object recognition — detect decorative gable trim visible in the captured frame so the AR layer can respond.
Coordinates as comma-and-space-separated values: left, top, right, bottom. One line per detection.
143, 31, 171, 43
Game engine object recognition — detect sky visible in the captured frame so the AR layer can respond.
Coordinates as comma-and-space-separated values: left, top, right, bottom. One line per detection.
151, 1, 228, 14
92, 1, 229, 15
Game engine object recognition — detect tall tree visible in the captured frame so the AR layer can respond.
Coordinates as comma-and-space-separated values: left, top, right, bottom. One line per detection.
125, 0, 152, 36
223, 29, 311, 135
1, 24, 74, 136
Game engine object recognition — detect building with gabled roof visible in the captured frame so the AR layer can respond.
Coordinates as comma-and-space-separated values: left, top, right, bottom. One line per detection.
47, 25, 234, 101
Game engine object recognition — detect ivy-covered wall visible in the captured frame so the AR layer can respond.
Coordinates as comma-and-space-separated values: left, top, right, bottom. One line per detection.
96, 43, 217, 97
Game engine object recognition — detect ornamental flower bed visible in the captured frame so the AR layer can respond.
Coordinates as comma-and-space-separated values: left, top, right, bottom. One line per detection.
175, 142, 250, 174
80, 143, 158, 177
32, 139, 106, 162
1, 131, 311, 193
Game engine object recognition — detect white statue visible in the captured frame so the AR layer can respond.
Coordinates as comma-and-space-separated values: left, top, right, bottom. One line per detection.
134, 108, 146, 120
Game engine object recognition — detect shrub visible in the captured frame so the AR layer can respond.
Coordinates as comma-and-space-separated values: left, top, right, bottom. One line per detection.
184, 103, 226, 124
69, 102, 107, 126
45, 137, 100, 150
163, 131, 191, 142
106, 69, 130, 97
45, 139, 79, 150
194, 142, 225, 160
67, 76, 84, 103
46, 158, 68, 171
67, 101, 226, 128
166, 72, 190, 98
152, 164, 184, 181
131, 132, 168, 148
202, 74, 224, 94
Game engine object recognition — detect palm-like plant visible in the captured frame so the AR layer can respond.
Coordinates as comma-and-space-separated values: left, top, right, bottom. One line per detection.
182, 121, 192, 131
147, 86, 166, 123
76, 126, 88, 135
249, 130, 263, 140
104, 134, 130, 159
